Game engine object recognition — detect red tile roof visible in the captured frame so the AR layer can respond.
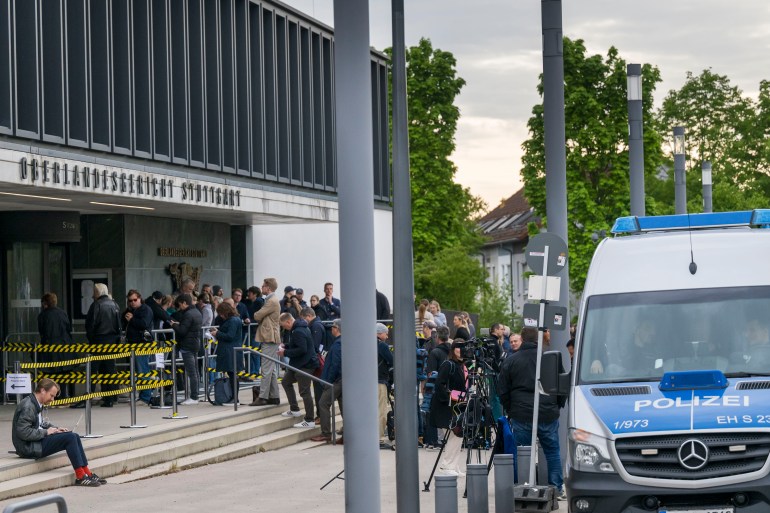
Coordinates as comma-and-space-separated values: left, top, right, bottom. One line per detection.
478, 188, 539, 246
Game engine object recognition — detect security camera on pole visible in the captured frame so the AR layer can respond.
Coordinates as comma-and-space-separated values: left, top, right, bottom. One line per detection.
516, 232, 568, 512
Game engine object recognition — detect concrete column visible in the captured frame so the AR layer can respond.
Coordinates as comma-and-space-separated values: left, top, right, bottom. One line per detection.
391, 1, 420, 512
467, 464, 489, 513
627, 63, 645, 217
434, 475, 458, 513
332, 1, 381, 512
494, 454, 515, 513
674, 126, 687, 214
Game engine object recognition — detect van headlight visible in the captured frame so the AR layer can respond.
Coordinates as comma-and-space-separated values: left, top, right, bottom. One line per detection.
569, 429, 615, 473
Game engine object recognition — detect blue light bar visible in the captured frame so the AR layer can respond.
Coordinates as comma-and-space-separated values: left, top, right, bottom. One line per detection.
611, 209, 770, 234
659, 370, 728, 391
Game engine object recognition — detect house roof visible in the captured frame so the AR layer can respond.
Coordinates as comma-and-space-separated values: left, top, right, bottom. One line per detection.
478, 188, 538, 246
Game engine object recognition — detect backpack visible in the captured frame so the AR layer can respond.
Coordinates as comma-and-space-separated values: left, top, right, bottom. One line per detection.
416, 347, 429, 382
210, 377, 234, 405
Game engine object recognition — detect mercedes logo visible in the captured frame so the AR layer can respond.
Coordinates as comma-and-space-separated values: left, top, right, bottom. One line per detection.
677, 439, 709, 470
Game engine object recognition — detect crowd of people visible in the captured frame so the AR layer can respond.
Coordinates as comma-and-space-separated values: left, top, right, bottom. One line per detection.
33, 283, 570, 497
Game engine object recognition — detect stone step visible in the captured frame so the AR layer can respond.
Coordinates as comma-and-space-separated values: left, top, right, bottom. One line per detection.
0, 409, 340, 501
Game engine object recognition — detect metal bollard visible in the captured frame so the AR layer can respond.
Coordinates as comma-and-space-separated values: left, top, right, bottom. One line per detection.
516, 445, 533, 484
434, 475, 458, 513
163, 346, 188, 420
82, 360, 102, 438
494, 454, 515, 513
120, 350, 147, 428
13, 361, 22, 405
467, 464, 489, 513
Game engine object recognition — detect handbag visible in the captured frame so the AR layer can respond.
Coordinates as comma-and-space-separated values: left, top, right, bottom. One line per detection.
313, 352, 326, 378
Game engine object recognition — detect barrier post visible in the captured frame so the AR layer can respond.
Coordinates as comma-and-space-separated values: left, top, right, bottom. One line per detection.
467, 463, 489, 513
120, 350, 147, 428
150, 330, 171, 409
494, 454, 515, 513
163, 345, 187, 420
13, 361, 23, 405
82, 359, 102, 438
434, 475, 458, 513
233, 347, 239, 410
3, 346, 8, 405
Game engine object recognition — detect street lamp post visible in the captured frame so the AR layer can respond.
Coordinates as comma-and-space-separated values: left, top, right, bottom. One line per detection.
673, 126, 687, 214
702, 161, 713, 213
627, 64, 645, 217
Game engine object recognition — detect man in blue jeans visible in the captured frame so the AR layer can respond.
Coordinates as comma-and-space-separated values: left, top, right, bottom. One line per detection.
497, 326, 566, 500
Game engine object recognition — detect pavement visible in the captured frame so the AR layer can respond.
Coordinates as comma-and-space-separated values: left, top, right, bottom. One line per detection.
0, 389, 502, 512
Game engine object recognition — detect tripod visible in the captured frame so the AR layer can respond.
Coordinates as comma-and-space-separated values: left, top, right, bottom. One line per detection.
422, 360, 498, 492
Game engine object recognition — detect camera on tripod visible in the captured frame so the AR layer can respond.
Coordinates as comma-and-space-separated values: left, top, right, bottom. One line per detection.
460, 337, 500, 368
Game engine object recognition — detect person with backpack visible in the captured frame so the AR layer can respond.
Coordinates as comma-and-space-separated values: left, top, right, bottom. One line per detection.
429, 339, 468, 476
422, 326, 451, 449
209, 302, 243, 404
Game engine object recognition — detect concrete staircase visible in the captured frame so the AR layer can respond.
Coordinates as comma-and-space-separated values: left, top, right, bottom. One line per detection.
0, 405, 341, 500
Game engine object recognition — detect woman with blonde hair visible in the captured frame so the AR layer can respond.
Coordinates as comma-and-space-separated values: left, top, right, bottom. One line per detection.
429, 300, 446, 327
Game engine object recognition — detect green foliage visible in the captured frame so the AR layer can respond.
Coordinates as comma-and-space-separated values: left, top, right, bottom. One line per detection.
477, 282, 516, 331
413, 246, 486, 312
387, 38, 488, 306
654, 70, 770, 211
520, 39, 665, 293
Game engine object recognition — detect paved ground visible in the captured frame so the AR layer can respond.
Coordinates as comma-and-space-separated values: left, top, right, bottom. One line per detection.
0, 389, 504, 512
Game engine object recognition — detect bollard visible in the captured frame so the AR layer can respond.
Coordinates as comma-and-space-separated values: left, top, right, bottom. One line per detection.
494, 454, 515, 513
516, 446, 533, 484
467, 464, 489, 513
13, 361, 22, 405
163, 346, 187, 420
120, 350, 147, 428
434, 475, 458, 513
82, 360, 102, 438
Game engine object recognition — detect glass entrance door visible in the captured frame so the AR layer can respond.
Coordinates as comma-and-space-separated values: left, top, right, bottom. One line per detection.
3, 242, 69, 343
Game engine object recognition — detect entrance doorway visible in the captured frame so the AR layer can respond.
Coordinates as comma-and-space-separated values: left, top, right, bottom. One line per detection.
2, 242, 70, 343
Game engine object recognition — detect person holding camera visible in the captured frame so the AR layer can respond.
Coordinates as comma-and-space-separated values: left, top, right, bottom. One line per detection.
429, 339, 468, 476
123, 290, 154, 406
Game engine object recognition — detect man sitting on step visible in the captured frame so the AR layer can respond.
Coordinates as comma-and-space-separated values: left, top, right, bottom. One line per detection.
12, 378, 106, 487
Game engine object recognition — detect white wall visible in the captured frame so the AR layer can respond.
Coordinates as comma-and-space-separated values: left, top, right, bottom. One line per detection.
251, 207, 393, 303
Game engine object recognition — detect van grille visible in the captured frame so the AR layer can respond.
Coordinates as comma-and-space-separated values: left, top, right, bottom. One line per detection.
615, 433, 770, 480
591, 386, 650, 396
736, 381, 770, 390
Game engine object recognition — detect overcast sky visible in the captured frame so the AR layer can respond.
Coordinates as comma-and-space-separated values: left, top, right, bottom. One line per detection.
281, 0, 770, 211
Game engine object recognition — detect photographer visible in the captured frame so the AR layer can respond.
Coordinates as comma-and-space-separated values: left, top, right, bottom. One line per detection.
486, 324, 506, 419
428, 340, 467, 476
422, 326, 451, 449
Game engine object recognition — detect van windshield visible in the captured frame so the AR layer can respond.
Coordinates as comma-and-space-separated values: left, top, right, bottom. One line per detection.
578, 286, 770, 384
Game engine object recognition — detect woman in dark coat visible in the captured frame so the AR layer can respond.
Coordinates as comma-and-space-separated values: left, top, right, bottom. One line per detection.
428, 339, 467, 475
211, 302, 244, 400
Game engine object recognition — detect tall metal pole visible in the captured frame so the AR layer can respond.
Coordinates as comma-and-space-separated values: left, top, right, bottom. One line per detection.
541, 1, 570, 351
673, 126, 687, 214
541, 0, 571, 463
391, 0, 419, 512
702, 161, 713, 213
332, 1, 381, 512
627, 63, 645, 217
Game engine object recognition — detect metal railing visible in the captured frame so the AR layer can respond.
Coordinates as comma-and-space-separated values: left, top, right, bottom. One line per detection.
234, 346, 339, 444
2, 493, 68, 513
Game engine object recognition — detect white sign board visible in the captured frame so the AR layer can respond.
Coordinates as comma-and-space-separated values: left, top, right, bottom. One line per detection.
527, 276, 561, 301
5, 373, 32, 394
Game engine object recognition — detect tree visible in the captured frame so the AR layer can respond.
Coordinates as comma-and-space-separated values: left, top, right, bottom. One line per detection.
520, 38, 665, 293
655, 70, 770, 211
387, 38, 487, 306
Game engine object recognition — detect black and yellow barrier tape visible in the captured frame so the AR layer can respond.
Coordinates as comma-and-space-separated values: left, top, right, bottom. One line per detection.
48, 380, 174, 407
2, 342, 174, 353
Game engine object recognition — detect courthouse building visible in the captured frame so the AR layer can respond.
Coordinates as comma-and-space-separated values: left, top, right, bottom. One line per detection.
0, 0, 393, 340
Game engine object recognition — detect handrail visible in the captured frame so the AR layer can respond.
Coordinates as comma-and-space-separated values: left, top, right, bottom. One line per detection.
2, 493, 68, 513
234, 347, 339, 444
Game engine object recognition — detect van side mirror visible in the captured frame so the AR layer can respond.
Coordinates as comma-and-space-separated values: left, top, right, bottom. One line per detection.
540, 350, 571, 396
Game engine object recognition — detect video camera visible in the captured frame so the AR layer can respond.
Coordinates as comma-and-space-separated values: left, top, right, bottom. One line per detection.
459, 337, 502, 373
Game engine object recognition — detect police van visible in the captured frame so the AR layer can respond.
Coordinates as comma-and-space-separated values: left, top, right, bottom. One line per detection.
541, 210, 770, 513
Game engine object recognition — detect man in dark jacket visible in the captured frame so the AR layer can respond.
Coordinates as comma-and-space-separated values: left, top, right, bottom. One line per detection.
85, 283, 121, 407
123, 289, 155, 405
422, 325, 451, 448
279, 313, 317, 427
13, 378, 105, 486
376, 323, 394, 449
497, 326, 565, 498
311, 318, 342, 443
170, 294, 202, 405
301, 307, 326, 418
375, 289, 391, 321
